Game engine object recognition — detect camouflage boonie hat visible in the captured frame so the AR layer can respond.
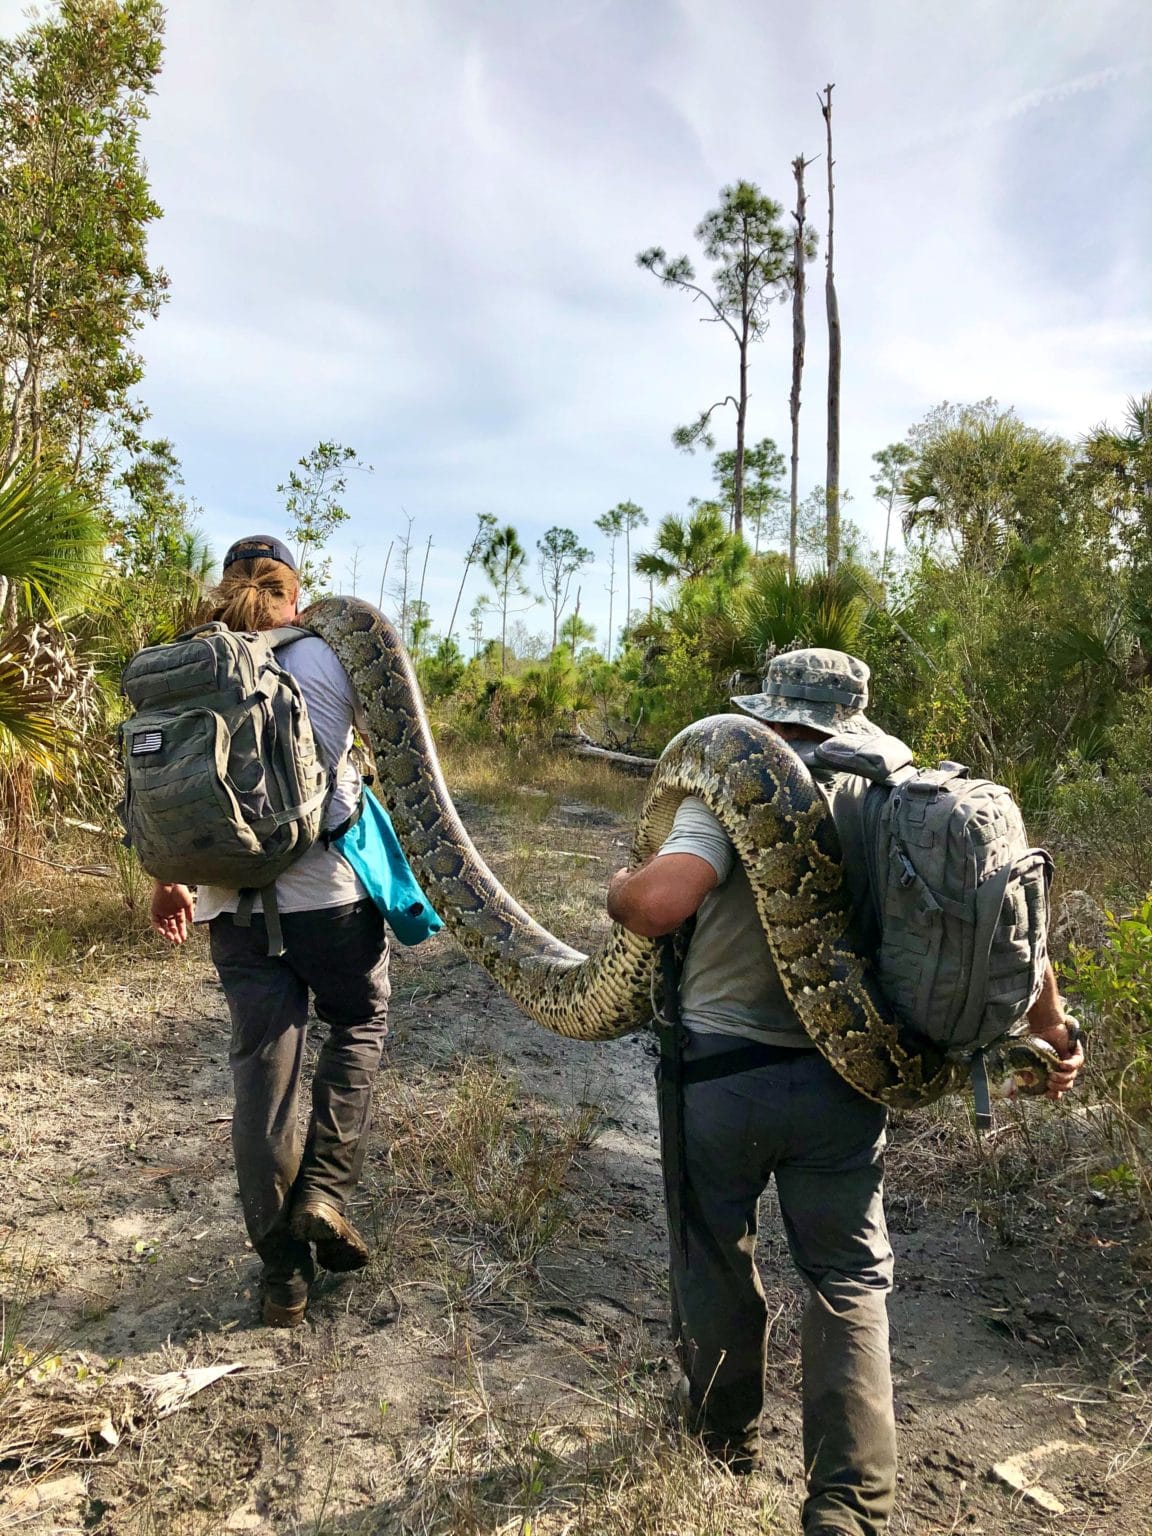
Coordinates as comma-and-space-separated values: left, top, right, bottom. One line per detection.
731, 647, 878, 738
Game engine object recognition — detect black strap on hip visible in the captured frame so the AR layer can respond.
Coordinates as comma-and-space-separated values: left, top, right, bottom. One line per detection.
680, 1039, 818, 1084
657, 931, 690, 1271
322, 785, 365, 848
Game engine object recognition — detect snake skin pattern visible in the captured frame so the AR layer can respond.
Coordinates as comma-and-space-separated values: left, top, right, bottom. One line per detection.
302, 597, 1054, 1109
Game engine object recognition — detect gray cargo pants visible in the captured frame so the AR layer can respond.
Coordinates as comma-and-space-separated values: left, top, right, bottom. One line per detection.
663, 1031, 895, 1536
210, 900, 391, 1303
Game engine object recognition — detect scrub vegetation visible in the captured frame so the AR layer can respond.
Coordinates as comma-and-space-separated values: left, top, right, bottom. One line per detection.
0, 763, 1149, 1532
0, 2, 1150, 1530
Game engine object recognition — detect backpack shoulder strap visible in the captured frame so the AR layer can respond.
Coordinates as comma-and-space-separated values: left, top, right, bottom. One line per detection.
237, 625, 315, 680
814, 731, 916, 786
264, 625, 314, 650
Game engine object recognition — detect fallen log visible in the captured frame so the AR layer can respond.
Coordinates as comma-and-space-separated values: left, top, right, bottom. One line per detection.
553, 731, 656, 777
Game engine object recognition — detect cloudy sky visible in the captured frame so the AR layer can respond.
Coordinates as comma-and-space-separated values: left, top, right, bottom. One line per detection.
4, 0, 1151, 648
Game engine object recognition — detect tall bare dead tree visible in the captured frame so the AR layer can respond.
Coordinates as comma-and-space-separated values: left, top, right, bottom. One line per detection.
821, 83, 842, 570
789, 154, 816, 578
376, 540, 393, 611
446, 511, 497, 642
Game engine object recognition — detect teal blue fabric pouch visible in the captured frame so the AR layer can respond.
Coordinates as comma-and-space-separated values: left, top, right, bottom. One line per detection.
333, 787, 443, 946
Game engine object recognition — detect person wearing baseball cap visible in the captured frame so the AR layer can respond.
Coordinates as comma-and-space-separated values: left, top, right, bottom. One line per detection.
149, 535, 392, 1327
221, 534, 298, 574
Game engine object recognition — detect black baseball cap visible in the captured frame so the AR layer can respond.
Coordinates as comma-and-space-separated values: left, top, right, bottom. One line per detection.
222, 534, 297, 573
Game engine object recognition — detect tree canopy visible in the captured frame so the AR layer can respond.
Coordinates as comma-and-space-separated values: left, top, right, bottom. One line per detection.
0, 0, 168, 479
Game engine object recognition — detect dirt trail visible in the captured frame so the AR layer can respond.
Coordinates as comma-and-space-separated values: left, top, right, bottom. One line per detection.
0, 786, 1148, 1533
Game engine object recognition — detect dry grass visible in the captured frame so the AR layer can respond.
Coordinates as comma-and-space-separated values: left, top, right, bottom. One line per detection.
0, 825, 169, 987
319, 1334, 781, 1536
368, 1060, 604, 1280
439, 740, 648, 822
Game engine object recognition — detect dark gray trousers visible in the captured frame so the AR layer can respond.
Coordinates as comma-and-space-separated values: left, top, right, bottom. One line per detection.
209, 900, 391, 1302
663, 1031, 896, 1536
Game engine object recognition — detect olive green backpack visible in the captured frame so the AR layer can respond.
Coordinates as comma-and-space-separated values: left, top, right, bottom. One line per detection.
118, 622, 330, 953
814, 731, 1052, 1123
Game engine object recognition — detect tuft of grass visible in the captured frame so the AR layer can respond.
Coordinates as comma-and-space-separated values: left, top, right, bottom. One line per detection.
382, 1060, 601, 1268
0, 1241, 56, 1373
0, 1239, 70, 1479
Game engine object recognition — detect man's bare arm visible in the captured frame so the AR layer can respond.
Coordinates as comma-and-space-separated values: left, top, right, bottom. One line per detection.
606, 853, 719, 938
1026, 962, 1085, 1100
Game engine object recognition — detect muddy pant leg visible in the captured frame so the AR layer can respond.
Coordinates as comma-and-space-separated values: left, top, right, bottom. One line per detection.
661, 1035, 785, 1450
209, 916, 315, 1302
776, 1057, 895, 1536
280, 902, 391, 1211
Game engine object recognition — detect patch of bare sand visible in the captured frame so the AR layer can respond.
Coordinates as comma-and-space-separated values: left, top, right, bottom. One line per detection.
0, 771, 1148, 1533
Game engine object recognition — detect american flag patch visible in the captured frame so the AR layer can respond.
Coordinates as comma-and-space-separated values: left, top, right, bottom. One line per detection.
131, 729, 163, 756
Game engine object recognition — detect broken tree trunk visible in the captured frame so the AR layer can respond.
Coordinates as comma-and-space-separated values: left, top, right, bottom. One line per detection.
789, 153, 813, 579
821, 82, 841, 571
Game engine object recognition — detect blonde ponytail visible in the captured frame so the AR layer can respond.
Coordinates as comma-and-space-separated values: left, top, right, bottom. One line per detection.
208, 557, 299, 632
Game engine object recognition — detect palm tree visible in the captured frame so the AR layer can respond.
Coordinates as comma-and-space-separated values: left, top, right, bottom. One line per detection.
1081, 393, 1152, 514
615, 501, 647, 632
694, 561, 870, 679
0, 457, 106, 880
0, 457, 104, 625
164, 530, 215, 637
634, 503, 749, 588
900, 405, 1069, 569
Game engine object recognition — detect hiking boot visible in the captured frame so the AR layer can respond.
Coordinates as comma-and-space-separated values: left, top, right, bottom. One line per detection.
290, 1197, 370, 1272
701, 1430, 762, 1476
673, 1375, 762, 1474
260, 1284, 308, 1328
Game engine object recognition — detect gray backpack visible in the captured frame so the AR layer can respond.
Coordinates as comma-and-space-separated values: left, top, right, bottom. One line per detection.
814, 731, 1052, 1120
119, 623, 330, 954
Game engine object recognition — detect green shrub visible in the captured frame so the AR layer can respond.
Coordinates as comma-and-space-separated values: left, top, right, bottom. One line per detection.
440, 654, 595, 746
1063, 894, 1152, 1126
1046, 696, 1152, 902
417, 637, 466, 701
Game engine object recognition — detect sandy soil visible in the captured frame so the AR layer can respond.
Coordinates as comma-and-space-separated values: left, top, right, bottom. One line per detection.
0, 781, 1148, 1534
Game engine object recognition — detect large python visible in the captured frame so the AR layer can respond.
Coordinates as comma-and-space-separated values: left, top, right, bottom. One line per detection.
302, 596, 1056, 1109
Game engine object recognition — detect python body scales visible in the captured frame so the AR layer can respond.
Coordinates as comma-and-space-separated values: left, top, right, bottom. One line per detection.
303, 596, 1054, 1110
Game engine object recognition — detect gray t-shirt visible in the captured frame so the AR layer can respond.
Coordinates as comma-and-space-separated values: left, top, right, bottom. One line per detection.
656, 761, 876, 1046
194, 636, 368, 921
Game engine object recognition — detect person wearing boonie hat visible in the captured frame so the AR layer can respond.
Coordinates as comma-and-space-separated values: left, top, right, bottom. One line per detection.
606, 645, 895, 1525
731, 646, 881, 740
147, 535, 393, 1329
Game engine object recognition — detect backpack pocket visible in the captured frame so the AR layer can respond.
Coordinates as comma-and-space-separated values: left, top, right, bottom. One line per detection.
221, 697, 275, 826
978, 852, 1051, 1041
123, 708, 263, 882
122, 636, 222, 710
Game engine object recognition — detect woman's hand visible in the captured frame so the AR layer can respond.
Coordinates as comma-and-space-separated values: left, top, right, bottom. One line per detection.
150, 881, 194, 945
